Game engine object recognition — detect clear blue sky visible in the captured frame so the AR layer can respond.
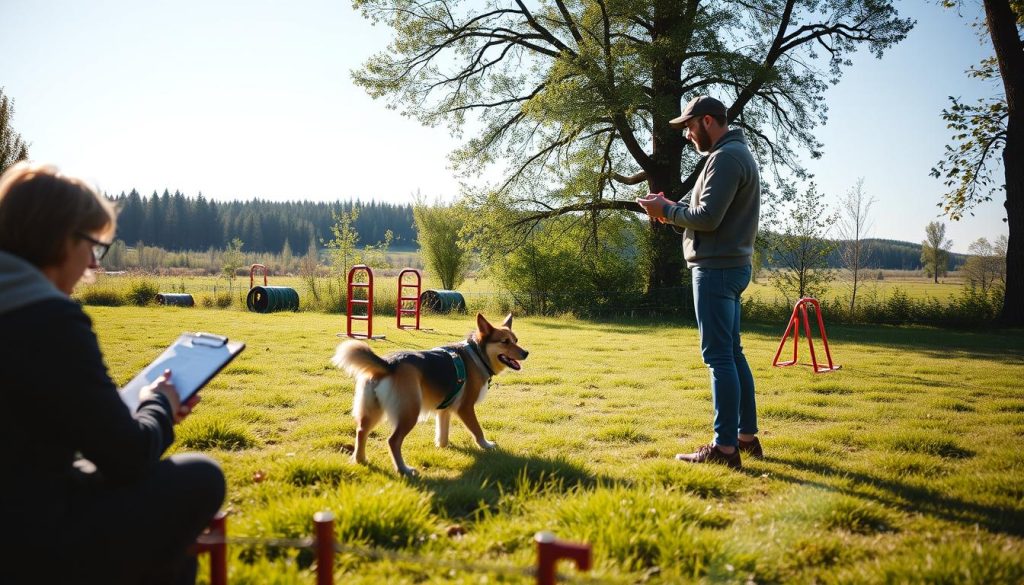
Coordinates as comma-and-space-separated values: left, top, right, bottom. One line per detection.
1, 0, 1008, 253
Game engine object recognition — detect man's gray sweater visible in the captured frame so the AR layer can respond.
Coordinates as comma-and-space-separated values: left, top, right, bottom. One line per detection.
664, 128, 761, 269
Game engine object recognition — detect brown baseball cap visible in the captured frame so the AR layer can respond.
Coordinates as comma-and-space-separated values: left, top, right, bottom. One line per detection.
669, 96, 728, 128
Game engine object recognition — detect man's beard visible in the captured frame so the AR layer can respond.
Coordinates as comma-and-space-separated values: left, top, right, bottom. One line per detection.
691, 123, 713, 154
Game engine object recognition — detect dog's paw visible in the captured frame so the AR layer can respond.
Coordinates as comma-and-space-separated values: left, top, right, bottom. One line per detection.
350, 454, 366, 465
398, 466, 419, 478
478, 439, 498, 450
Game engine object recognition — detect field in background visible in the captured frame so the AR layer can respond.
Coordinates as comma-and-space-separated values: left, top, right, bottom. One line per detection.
79, 269, 974, 317
87, 306, 1024, 584
747, 270, 968, 304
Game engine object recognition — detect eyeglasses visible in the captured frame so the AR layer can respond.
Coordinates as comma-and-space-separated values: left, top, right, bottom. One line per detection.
76, 232, 114, 261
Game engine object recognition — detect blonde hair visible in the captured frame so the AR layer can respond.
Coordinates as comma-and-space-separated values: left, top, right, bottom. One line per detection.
0, 162, 116, 268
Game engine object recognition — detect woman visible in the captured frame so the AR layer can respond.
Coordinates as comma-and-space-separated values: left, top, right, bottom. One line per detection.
0, 162, 225, 584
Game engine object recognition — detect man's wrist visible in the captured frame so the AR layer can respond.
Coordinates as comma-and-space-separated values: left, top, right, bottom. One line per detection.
661, 202, 671, 220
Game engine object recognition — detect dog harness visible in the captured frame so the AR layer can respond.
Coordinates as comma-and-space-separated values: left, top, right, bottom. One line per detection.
435, 340, 494, 410
386, 341, 494, 410
435, 347, 467, 410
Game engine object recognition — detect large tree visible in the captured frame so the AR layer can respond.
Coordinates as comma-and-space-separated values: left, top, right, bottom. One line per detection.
353, 0, 912, 301
932, 0, 1022, 325
1, 87, 30, 176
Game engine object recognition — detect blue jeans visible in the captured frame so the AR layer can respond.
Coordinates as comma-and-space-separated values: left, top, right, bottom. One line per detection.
692, 265, 757, 447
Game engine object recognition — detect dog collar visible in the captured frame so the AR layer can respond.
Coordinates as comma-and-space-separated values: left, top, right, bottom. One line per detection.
436, 347, 467, 410
464, 339, 495, 378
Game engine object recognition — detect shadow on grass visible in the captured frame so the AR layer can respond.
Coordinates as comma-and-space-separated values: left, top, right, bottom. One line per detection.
415, 445, 607, 518
744, 322, 1024, 366
769, 454, 1023, 537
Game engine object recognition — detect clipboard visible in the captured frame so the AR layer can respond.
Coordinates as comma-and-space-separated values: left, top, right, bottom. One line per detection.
120, 332, 245, 412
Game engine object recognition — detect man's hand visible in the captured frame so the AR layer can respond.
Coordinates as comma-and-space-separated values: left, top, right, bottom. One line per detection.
636, 192, 673, 223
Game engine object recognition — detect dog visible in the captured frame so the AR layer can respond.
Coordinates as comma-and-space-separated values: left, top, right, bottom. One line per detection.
332, 313, 528, 476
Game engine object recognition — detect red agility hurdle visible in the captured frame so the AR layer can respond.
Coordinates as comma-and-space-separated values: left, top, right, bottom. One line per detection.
396, 268, 422, 330
346, 264, 384, 339
191, 511, 228, 585
192, 512, 592, 584
772, 297, 841, 373
249, 264, 268, 290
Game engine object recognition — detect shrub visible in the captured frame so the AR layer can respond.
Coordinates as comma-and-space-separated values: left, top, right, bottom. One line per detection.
215, 292, 233, 308
176, 418, 257, 450
125, 279, 159, 306
78, 287, 125, 306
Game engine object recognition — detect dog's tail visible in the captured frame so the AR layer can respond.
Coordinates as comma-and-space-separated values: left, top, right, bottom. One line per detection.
332, 340, 391, 378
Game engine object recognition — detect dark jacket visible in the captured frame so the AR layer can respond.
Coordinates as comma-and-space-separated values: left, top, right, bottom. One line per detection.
664, 128, 761, 268
0, 251, 175, 551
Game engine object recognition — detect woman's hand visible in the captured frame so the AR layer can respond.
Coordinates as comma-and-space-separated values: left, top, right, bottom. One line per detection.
138, 369, 198, 424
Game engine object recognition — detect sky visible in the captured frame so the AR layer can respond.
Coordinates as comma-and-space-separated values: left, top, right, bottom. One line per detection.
0, 0, 1010, 253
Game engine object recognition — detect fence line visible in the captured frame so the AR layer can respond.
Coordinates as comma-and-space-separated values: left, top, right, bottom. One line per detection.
192, 511, 598, 585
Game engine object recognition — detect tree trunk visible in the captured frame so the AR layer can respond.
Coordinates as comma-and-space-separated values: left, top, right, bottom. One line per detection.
1001, 121, 1023, 325
643, 1, 691, 313
982, 0, 1023, 326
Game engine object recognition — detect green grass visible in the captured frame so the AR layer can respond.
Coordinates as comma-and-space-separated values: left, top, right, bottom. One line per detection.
747, 270, 970, 303
87, 306, 1024, 584
81, 269, 973, 314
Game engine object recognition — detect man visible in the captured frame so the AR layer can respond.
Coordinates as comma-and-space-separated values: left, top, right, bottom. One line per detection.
636, 96, 762, 469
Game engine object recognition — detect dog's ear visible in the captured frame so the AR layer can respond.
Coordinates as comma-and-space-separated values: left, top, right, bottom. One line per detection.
477, 313, 494, 336
501, 313, 513, 329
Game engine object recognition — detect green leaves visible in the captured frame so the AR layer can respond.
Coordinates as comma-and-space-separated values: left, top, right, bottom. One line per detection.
930, 95, 1007, 221
0, 87, 30, 176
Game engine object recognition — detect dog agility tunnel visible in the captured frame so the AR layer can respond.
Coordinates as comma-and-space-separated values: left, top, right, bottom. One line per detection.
156, 293, 195, 307
246, 286, 300, 313
419, 289, 466, 313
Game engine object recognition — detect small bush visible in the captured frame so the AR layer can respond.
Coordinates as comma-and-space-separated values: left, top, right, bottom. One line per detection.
176, 418, 257, 450
593, 424, 652, 443
215, 292, 233, 308
822, 496, 896, 534
78, 287, 125, 306
282, 456, 355, 487
126, 279, 159, 306
551, 484, 730, 572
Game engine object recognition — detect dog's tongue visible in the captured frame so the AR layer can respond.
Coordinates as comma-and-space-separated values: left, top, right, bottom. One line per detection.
498, 354, 521, 370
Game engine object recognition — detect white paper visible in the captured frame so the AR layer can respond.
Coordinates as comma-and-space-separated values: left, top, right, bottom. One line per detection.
120, 333, 242, 412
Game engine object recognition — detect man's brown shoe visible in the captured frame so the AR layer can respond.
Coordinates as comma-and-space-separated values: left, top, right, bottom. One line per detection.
738, 437, 763, 459
675, 443, 741, 469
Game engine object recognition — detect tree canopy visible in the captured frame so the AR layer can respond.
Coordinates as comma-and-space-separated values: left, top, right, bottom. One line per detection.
0, 87, 29, 176
353, 0, 913, 294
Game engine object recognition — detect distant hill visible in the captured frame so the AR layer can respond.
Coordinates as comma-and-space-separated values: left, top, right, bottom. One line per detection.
826, 238, 967, 271
106, 191, 416, 254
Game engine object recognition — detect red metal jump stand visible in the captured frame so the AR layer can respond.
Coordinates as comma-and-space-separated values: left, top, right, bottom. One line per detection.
346, 265, 384, 339
249, 263, 268, 290
535, 532, 592, 585
396, 268, 422, 330
772, 297, 841, 373
191, 511, 228, 585
314, 511, 335, 585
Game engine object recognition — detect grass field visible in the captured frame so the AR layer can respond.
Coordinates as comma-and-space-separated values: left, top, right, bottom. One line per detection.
86, 306, 1024, 584
81, 269, 974, 316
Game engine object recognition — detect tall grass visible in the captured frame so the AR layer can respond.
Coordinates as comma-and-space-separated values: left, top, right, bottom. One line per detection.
83, 307, 1023, 583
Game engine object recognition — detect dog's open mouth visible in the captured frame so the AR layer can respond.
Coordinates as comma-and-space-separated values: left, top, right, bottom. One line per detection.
498, 354, 522, 371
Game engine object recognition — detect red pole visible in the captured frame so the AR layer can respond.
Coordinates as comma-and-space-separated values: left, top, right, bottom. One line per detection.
249, 264, 268, 290
314, 511, 335, 585
397, 268, 422, 330
347, 265, 375, 339
535, 532, 591, 585
209, 511, 228, 585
